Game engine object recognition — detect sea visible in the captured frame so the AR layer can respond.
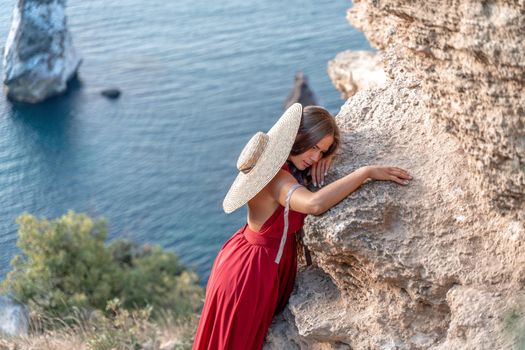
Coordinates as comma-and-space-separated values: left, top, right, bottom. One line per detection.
0, 0, 370, 285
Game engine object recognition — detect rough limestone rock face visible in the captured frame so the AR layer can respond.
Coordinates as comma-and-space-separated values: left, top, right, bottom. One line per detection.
348, 0, 524, 218
266, 64, 525, 350
3, 0, 81, 103
327, 50, 387, 99
265, 1, 524, 348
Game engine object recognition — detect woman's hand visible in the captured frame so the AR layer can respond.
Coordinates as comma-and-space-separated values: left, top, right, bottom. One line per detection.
366, 165, 412, 185
310, 155, 334, 187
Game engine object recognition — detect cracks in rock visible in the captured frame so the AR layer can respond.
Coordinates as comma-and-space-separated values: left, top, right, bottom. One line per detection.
473, 50, 490, 65
387, 8, 415, 22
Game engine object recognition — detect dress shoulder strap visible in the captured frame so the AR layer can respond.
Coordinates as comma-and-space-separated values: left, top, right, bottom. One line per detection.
274, 183, 303, 264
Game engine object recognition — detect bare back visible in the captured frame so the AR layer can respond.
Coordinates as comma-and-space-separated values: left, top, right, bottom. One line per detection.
246, 186, 280, 232
246, 168, 299, 232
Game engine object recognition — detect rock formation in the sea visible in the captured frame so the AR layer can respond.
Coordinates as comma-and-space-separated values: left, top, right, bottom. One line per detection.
265, 0, 525, 349
3, 0, 82, 103
283, 71, 319, 110
327, 50, 387, 99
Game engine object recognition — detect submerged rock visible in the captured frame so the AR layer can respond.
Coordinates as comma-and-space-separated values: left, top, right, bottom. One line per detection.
3, 0, 82, 103
101, 88, 121, 99
0, 295, 29, 337
283, 71, 318, 110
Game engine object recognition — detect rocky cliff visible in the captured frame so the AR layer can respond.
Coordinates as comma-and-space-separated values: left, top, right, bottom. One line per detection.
349, 0, 524, 217
265, 0, 525, 349
327, 50, 386, 99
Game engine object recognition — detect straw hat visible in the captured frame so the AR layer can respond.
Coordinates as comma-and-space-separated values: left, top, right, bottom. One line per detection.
223, 103, 303, 213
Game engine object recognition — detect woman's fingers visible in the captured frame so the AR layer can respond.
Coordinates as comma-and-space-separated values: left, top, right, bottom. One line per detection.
312, 161, 321, 187
392, 171, 411, 180
368, 165, 412, 184
386, 167, 412, 185
319, 157, 334, 186
310, 159, 332, 187
311, 163, 319, 186
317, 160, 324, 186
390, 175, 410, 185
325, 156, 333, 176
311, 162, 324, 187
389, 167, 412, 180
398, 167, 411, 178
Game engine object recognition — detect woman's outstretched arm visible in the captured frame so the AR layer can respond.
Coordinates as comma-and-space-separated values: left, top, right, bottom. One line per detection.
268, 166, 412, 215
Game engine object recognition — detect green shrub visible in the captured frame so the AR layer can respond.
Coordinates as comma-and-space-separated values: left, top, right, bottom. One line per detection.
109, 241, 203, 318
1, 211, 203, 324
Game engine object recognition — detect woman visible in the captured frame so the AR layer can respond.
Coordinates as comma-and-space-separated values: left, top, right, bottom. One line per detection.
193, 103, 412, 349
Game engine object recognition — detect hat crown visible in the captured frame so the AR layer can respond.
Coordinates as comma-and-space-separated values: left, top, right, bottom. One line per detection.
237, 132, 269, 174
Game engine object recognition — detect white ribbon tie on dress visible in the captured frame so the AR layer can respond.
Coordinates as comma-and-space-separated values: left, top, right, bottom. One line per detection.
275, 183, 303, 264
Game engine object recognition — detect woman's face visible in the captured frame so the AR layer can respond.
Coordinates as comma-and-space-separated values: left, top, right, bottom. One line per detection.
288, 134, 334, 170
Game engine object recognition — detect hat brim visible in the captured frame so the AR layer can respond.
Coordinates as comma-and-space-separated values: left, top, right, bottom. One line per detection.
222, 103, 302, 213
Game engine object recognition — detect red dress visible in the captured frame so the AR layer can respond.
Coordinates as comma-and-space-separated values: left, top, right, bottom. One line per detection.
193, 164, 307, 350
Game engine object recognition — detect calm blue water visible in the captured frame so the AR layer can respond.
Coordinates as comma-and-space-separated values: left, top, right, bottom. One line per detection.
0, 0, 370, 285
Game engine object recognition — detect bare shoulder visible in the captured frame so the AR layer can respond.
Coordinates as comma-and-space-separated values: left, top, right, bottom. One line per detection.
249, 170, 295, 208
265, 169, 299, 200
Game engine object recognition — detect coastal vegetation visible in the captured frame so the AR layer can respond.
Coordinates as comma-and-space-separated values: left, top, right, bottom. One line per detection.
0, 211, 203, 349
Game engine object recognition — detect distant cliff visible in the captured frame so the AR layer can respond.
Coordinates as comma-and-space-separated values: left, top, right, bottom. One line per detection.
266, 0, 525, 348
